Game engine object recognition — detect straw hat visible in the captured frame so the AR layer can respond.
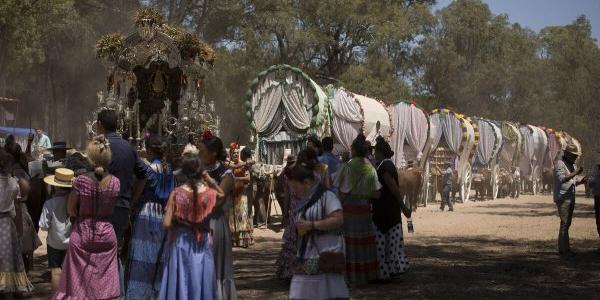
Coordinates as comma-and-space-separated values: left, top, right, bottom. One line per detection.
44, 168, 74, 188
565, 143, 581, 156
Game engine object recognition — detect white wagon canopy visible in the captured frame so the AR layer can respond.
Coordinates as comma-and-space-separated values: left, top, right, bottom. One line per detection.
518, 125, 548, 194
498, 121, 522, 171
389, 100, 430, 168
472, 118, 503, 199
246, 65, 331, 165
328, 87, 392, 153
427, 109, 478, 202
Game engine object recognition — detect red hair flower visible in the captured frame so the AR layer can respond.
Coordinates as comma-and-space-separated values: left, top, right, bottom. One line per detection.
202, 129, 214, 142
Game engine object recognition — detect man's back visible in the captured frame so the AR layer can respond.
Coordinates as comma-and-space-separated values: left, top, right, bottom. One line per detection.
105, 132, 143, 208
319, 152, 341, 176
554, 159, 576, 203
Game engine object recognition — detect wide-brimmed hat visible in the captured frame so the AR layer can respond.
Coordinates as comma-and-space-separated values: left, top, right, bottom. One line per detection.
48, 141, 72, 151
44, 168, 74, 188
565, 143, 581, 156
286, 154, 297, 163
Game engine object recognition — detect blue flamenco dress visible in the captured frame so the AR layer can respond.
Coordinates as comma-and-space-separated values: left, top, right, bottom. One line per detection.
125, 160, 175, 300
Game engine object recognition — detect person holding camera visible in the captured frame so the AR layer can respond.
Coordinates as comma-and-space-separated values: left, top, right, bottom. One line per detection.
553, 144, 586, 257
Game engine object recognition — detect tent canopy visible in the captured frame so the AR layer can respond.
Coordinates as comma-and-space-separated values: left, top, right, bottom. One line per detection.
499, 122, 522, 169
0, 126, 34, 137
429, 109, 466, 156
246, 65, 330, 164
544, 129, 562, 169
329, 87, 392, 152
473, 118, 502, 166
389, 100, 429, 166
519, 125, 548, 176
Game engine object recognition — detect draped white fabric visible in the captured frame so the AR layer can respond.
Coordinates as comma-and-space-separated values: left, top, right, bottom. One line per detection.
330, 89, 392, 151
390, 102, 429, 166
519, 126, 535, 176
253, 84, 284, 135
281, 87, 311, 130
530, 125, 548, 171
428, 113, 444, 151
545, 133, 561, 168
390, 104, 409, 166
251, 70, 320, 138
354, 94, 392, 144
250, 67, 331, 165
330, 89, 363, 152
474, 119, 501, 165
429, 112, 463, 154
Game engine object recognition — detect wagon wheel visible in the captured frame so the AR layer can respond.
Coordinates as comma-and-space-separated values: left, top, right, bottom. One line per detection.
492, 164, 500, 200
460, 163, 472, 203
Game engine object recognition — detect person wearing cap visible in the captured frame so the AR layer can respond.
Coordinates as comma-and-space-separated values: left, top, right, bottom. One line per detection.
39, 168, 73, 291
553, 144, 586, 257
434, 162, 454, 212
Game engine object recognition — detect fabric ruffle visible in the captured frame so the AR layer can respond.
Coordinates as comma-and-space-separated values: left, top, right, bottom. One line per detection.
0, 271, 34, 293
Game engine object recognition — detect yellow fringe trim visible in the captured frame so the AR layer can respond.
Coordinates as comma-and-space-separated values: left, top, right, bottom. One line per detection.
0, 271, 34, 293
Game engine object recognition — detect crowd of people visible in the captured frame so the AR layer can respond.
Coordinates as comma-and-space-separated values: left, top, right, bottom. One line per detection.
1, 108, 598, 299
275, 133, 413, 299
0, 107, 415, 299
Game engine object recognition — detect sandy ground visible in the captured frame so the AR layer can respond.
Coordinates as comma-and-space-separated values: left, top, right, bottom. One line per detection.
23, 191, 600, 299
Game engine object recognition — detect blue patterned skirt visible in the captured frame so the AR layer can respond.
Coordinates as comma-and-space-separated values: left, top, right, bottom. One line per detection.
159, 227, 215, 300
126, 202, 167, 300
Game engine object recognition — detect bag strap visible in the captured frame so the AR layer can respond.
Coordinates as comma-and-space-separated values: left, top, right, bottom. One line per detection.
296, 184, 327, 259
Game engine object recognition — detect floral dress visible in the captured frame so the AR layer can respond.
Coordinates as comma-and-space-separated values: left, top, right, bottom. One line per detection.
229, 165, 254, 248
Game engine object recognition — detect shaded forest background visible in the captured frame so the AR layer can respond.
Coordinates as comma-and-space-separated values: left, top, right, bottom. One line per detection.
1, 0, 599, 168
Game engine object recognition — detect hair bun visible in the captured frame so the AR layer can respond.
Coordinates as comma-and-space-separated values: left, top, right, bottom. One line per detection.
94, 166, 105, 177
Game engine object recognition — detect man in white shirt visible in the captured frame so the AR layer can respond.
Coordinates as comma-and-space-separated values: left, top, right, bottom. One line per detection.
32, 128, 52, 159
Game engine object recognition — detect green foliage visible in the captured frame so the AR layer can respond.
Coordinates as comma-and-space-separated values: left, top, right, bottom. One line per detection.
95, 33, 125, 59
135, 6, 164, 26
1, 0, 599, 166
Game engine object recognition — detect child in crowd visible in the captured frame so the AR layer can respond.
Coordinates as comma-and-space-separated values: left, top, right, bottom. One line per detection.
39, 168, 74, 291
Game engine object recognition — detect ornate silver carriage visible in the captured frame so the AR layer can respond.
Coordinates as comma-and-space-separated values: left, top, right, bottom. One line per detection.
88, 8, 219, 150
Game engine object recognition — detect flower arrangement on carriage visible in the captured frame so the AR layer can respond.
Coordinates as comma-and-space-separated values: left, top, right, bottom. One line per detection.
89, 7, 219, 154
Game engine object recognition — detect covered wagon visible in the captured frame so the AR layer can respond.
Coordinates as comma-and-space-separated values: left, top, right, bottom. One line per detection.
245, 65, 331, 225
497, 122, 523, 198
246, 65, 331, 165
471, 118, 503, 199
328, 87, 393, 153
389, 100, 430, 207
518, 125, 548, 195
389, 100, 430, 168
426, 109, 478, 203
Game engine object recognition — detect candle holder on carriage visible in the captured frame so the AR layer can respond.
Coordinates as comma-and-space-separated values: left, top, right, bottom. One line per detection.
88, 7, 218, 158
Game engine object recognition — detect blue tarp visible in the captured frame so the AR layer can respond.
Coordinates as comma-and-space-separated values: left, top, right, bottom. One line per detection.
0, 126, 34, 137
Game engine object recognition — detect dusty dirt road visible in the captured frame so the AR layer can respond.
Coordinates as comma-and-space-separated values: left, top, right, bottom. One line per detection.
25, 192, 600, 299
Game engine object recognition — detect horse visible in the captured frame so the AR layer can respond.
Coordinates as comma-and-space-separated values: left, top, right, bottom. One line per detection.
398, 167, 423, 211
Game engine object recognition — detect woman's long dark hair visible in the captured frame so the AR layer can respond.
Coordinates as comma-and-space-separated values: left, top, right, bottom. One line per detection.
0, 149, 12, 175
203, 136, 227, 162
288, 149, 318, 183
374, 136, 394, 159
5, 142, 28, 174
180, 153, 204, 219
351, 133, 370, 158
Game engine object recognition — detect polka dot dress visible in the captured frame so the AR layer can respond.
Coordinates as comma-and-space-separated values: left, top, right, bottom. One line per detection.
374, 222, 410, 279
